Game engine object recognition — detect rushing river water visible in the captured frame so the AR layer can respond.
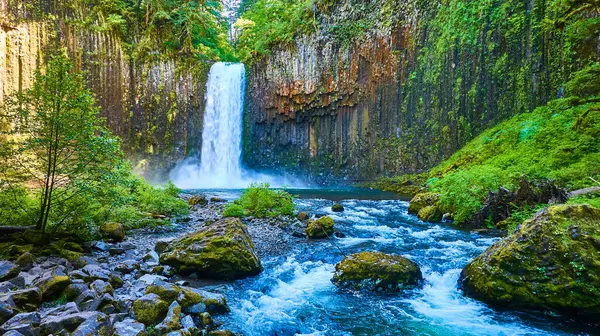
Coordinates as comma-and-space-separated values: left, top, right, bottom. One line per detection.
187, 189, 588, 336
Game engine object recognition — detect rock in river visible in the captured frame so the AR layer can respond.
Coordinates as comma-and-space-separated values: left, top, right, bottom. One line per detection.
306, 216, 334, 239
332, 252, 423, 292
460, 204, 600, 316
159, 218, 262, 279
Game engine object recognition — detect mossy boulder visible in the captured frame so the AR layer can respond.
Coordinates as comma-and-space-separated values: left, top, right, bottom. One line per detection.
188, 195, 208, 206
306, 216, 334, 239
296, 212, 309, 221
332, 252, 423, 292
100, 223, 125, 242
408, 192, 440, 214
417, 205, 443, 222
159, 218, 262, 279
460, 204, 600, 316
132, 293, 169, 326
331, 203, 344, 212
37, 275, 71, 300
7, 244, 34, 258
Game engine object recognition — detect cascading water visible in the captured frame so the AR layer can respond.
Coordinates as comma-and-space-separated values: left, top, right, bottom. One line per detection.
170, 62, 303, 189
197, 62, 245, 187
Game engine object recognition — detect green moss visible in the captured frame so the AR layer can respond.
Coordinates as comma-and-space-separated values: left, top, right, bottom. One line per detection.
417, 205, 443, 223
332, 252, 423, 292
133, 295, 170, 326
460, 204, 600, 315
306, 216, 334, 239
39, 275, 71, 300
408, 193, 441, 214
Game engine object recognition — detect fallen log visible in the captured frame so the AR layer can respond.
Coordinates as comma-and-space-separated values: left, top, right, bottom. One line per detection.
0, 225, 35, 235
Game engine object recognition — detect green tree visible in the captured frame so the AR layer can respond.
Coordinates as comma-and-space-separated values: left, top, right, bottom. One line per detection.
0, 53, 125, 235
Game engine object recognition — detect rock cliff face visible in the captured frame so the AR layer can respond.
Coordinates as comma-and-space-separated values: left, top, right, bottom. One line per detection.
244, 0, 593, 183
0, 0, 208, 180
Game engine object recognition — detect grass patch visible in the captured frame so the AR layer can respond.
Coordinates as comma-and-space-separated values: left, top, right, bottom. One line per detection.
223, 183, 295, 218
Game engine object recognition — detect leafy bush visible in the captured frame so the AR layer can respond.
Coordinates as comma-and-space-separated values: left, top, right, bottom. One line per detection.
231, 183, 295, 218
0, 186, 38, 227
223, 204, 245, 218
133, 181, 189, 217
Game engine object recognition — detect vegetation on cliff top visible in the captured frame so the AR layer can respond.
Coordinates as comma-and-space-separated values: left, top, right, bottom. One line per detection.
0, 53, 188, 238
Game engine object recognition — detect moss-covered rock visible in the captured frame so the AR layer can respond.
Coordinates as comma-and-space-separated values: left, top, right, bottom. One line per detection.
332, 252, 423, 292
159, 218, 262, 279
38, 275, 71, 300
188, 195, 208, 206
408, 192, 440, 214
7, 244, 34, 258
306, 216, 334, 239
296, 212, 309, 221
332, 203, 344, 212
417, 205, 443, 222
177, 287, 228, 314
460, 204, 600, 316
132, 293, 169, 326
145, 280, 181, 302
100, 223, 125, 242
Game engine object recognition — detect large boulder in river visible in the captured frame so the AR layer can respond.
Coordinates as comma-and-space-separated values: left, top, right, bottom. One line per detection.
306, 216, 334, 239
460, 204, 600, 316
408, 193, 440, 216
332, 252, 423, 292
159, 218, 262, 279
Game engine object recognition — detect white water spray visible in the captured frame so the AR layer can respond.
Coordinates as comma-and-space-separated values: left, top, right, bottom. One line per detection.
170, 62, 303, 189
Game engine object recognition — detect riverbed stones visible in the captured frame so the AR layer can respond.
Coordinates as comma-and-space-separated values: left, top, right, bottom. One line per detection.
460, 204, 600, 316
154, 301, 181, 334
0, 288, 42, 312
0, 261, 19, 282
407, 192, 440, 215
159, 218, 262, 279
296, 212, 309, 221
0, 312, 40, 335
100, 222, 125, 242
332, 252, 423, 292
113, 318, 145, 336
188, 195, 208, 206
132, 293, 169, 326
305, 216, 334, 239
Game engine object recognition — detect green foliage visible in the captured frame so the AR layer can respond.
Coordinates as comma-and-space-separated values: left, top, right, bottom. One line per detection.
230, 183, 295, 218
223, 203, 245, 218
418, 92, 600, 224
70, 0, 235, 62
0, 54, 188, 238
568, 192, 600, 209
234, 0, 316, 62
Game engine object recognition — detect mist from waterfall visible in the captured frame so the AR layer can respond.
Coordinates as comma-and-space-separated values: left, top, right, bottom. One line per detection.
170, 62, 303, 189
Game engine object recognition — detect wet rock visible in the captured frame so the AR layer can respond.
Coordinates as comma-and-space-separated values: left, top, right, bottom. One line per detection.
331, 203, 344, 212
14, 253, 35, 272
0, 299, 15, 324
210, 197, 226, 203
178, 287, 228, 314
332, 252, 423, 292
115, 260, 140, 275
137, 274, 167, 286
132, 293, 169, 326
160, 218, 262, 279
417, 205, 443, 222
61, 283, 89, 301
71, 312, 109, 336
145, 280, 180, 302
197, 312, 214, 330
0, 261, 19, 282
306, 216, 334, 239
90, 280, 114, 296
0, 288, 42, 312
91, 242, 110, 252
0, 312, 40, 335
188, 195, 208, 206
109, 248, 126, 256
3, 330, 26, 336
180, 315, 197, 331
142, 251, 159, 265
113, 318, 145, 336
81, 265, 110, 282
296, 212, 309, 221
34, 272, 71, 301
407, 193, 440, 215
41, 302, 79, 318
460, 204, 600, 316
154, 239, 173, 254
39, 311, 97, 334
155, 301, 181, 334
100, 223, 125, 242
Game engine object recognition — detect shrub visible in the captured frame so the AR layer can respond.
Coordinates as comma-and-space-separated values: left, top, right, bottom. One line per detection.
235, 183, 295, 218
223, 204, 245, 218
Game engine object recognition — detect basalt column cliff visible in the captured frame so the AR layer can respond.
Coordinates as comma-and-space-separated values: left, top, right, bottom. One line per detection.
0, 0, 210, 179
243, 0, 590, 183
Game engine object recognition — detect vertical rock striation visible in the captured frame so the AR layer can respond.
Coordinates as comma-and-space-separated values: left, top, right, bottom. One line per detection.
0, 0, 209, 179
244, 0, 595, 183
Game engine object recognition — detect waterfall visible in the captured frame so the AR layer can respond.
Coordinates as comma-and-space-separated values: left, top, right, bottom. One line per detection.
169, 62, 303, 189
198, 62, 245, 186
